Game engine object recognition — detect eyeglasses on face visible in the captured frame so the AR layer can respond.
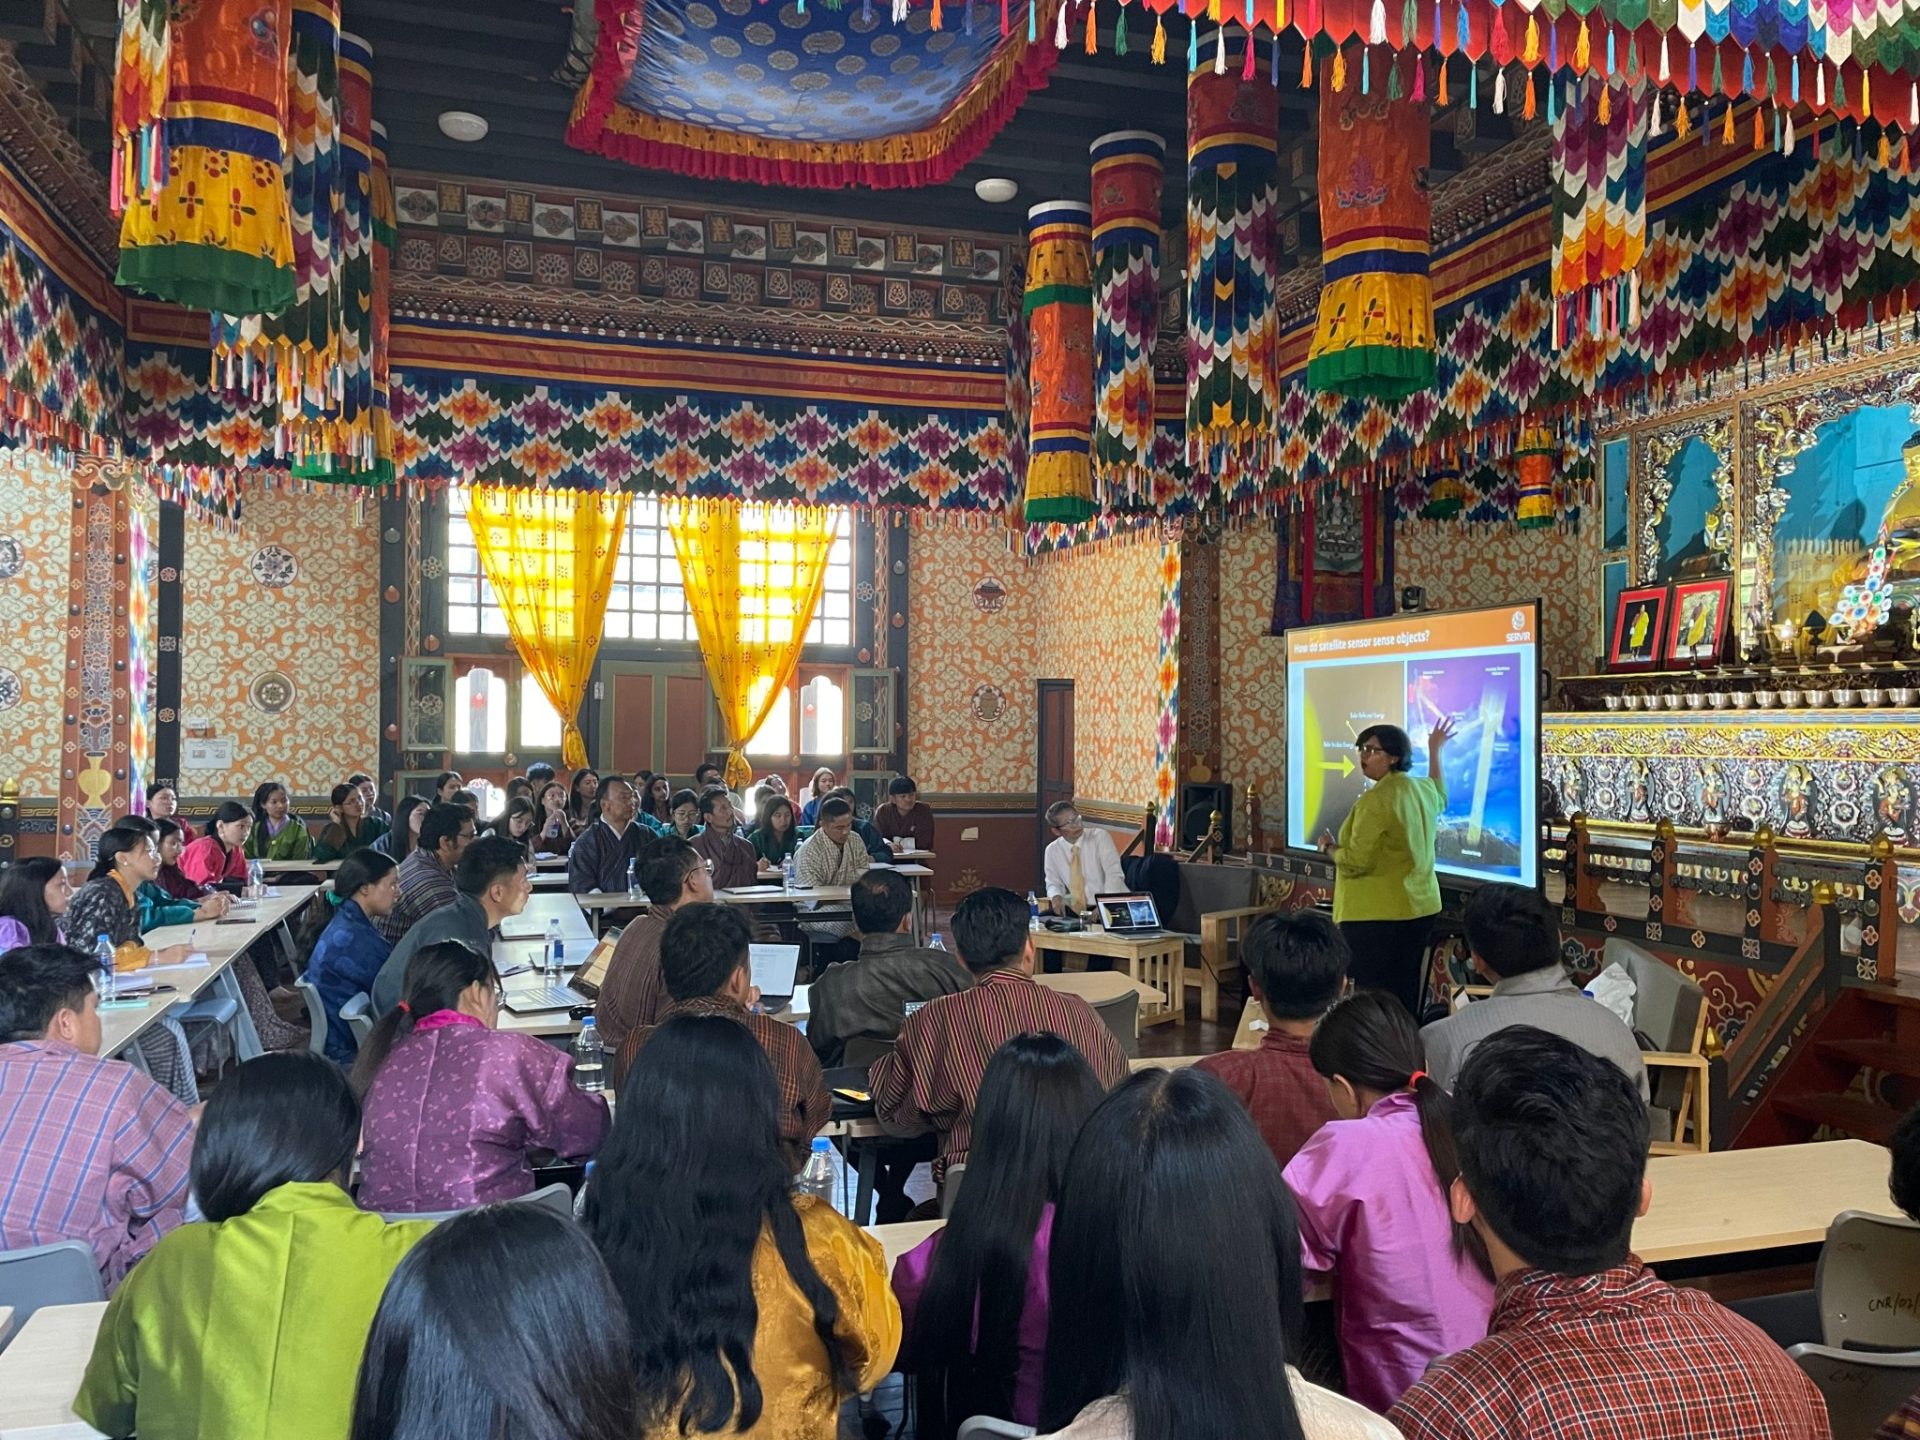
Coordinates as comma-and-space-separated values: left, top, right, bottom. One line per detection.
1356, 743, 1387, 756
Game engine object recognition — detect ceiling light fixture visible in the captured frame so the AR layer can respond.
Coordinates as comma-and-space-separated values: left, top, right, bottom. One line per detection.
974, 177, 1018, 203
437, 110, 490, 143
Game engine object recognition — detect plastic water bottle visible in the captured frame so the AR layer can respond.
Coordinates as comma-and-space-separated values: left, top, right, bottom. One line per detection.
625, 858, 638, 898
545, 916, 563, 977
94, 933, 117, 1004
796, 1136, 840, 1203
573, 1160, 596, 1219
1027, 890, 1041, 929
572, 1017, 607, 1093
782, 853, 798, 893
246, 859, 264, 898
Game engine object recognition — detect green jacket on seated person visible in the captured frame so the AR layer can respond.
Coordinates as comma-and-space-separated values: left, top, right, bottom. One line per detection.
243, 818, 313, 862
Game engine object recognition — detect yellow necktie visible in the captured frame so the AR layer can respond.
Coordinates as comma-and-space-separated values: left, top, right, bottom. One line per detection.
1067, 843, 1084, 912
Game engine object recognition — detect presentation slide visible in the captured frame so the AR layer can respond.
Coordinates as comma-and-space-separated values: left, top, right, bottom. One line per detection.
1285, 604, 1540, 889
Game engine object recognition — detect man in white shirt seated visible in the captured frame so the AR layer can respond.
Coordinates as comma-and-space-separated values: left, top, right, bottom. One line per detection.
1042, 799, 1128, 917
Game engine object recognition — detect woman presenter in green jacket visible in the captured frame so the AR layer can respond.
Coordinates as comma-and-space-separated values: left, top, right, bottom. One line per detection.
1318, 717, 1456, 1020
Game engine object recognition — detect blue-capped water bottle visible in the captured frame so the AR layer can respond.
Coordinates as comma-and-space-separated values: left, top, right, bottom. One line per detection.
782, 852, 798, 893
545, 916, 563, 976
625, 857, 638, 898
1027, 890, 1041, 929
95, 934, 117, 1005
572, 1016, 606, 1093
796, 1136, 840, 1203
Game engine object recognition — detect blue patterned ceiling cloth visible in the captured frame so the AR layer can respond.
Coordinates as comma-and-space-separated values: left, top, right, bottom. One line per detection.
567, 0, 1064, 188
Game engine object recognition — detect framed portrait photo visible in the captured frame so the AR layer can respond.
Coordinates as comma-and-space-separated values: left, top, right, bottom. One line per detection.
1610, 585, 1671, 671
1664, 577, 1733, 667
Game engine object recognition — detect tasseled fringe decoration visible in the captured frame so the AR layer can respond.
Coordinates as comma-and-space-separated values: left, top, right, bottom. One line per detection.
1412, 51, 1425, 98
1085, 0, 1097, 51
1766, 55, 1776, 99
1437, 53, 1449, 104
1524, 14, 1538, 64
1213, 22, 1225, 72
1835, 64, 1846, 110
1711, 48, 1722, 95
1574, 20, 1590, 71
1333, 44, 1347, 90
1753, 105, 1764, 149
1549, 21, 1558, 70
1628, 34, 1639, 78
1523, 68, 1536, 118
1905, 132, 1913, 174
1054, 0, 1067, 48
1722, 100, 1735, 145
1028, 0, 1037, 42
1863, 69, 1872, 121
1772, 104, 1782, 151
893, 0, 908, 21
1001, 0, 1009, 36
1208, 0, 1220, 20
965, 0, 975, 34
1271, 31, 1279, 82
1880, 129, 1892, 168
1362, 45, 1371, 92
1547, 70, 1558, 123
1402, 0, 1416, 45
1650, 89, 1663, 134
1388, 50, 1403, 97
1606, 24, 1615, 74
1469, 54, 1477, 107
1242, 27, 1256, 77
1792, 55, 1800, 103
1491, 59, 1503, 111
1742, 50, 1753, 95
1301, 38, 1312, 84
1247, 0, 1255, 23
1114, 3, 1126, 53
1688, 40, 1697, 91
1598, 79, 1611, 122
1817, 60, 1826, 108
1152, 11, 1165, 61
1659, 34, 1670, 80
1188, 17, 1199, 69
1675, 95, 1691, 137
1456, 1, 1469, 54
1785, 111, 1795, 152
1370, 0, 1386, 43
1911, 81, 1918, 127
932, 0, 943, 27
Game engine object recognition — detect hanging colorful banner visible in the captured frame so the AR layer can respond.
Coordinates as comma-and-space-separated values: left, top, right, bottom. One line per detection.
292, 30, 377, 480
1552, 78, 1650, 343
1024, 200, 1096, 525
1186, 59, 1280, 477
211, 0, 343, 428
1090, 129, 1164, 499
1307, 47, 1436, 403
115, 0, 296, 317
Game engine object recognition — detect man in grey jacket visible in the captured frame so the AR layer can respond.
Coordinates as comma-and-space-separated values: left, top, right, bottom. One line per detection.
1421, 882, 1650, 1103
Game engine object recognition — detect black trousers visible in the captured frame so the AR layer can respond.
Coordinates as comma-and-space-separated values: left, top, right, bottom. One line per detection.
1339, 916, 1435, 1021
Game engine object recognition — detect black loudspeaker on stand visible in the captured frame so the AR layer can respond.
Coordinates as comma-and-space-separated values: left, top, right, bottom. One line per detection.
1178, 782, 1233, 851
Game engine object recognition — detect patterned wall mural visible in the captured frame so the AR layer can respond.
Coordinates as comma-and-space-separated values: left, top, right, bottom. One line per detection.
1396, 519, 1602, 683
178, 485, 382, 795
0, 452, 78, 796
1217, 522, 1290, 831
1034, 535, 1166, 815
904, 521, 1036, 797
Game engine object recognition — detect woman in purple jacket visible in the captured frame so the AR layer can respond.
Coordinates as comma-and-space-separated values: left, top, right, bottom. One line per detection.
352, 940, 609, 1214
891, 1033, 1106, 1439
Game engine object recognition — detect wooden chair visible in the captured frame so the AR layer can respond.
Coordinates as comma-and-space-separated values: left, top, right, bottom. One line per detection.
1787, 1344, 1920, 1440
1609, 940, 1712, 1154
1089, 990, 1140, 1059
1817, 1212, 1920, 1352
1195, 905, 1268, 1024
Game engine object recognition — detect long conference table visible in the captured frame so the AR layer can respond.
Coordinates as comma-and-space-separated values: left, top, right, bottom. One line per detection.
0, 1138, 1895, 1440
99, 885, 320, 1067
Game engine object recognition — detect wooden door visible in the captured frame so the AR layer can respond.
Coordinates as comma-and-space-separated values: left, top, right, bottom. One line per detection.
1037, 679, 1075, 859
599, 661, 707, 782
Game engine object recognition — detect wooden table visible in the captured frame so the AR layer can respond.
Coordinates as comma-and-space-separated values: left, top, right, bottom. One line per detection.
1030, 927, 1190, 1027
0, 1301, 107, 1439
869, 1219, 943, 1272
1636, 1139, 1894, 1263
494, 893, 598, 1041
0, 1306, 12, 1347
258, 858, 340, 875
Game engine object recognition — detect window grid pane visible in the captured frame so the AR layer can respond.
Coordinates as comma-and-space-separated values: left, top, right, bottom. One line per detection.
445, 500, 854, 654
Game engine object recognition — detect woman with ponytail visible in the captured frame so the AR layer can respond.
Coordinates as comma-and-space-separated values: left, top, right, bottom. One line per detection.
1284, 989, 1494, 1412
353, 941, 608, 1214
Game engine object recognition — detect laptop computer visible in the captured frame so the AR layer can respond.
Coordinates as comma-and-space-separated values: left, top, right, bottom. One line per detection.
501, 937, 616, 1013
750, 943, 802, 1009
1092, 892, 1169, 938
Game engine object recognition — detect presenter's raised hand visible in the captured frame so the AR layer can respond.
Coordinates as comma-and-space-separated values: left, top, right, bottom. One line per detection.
1427, 716, 1459, 764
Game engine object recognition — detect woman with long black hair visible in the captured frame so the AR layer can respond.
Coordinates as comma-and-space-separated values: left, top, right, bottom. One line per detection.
893, 1032, 1105, 1438
1285, 989, 1493, 1413
585, 1013, 899, 1438
0, 855, 71, 951
74, 1053, 432, 1440
178, 800, 254, 888
243, 781, 312, 862
1038, 1067, 1397, 1440
350, 1206, 639, 1440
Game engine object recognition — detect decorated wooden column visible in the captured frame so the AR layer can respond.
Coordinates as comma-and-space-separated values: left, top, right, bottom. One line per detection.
58, 461, 151, 857
1023, 200, 1096, 525
1307, 46, 1435, 401
1090, 130, 1164, 501
1186, 61, 1279, 479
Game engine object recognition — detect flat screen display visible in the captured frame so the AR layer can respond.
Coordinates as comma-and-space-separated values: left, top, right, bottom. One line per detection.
1285, 603, 1540, 888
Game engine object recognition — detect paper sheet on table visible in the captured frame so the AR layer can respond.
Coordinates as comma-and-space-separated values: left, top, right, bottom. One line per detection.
140, 956, 212, 976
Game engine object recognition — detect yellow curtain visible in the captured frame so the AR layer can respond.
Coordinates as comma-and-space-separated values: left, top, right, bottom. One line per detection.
468, 484, 631, 768
666, 499, 837, 791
